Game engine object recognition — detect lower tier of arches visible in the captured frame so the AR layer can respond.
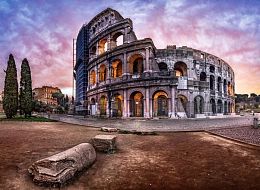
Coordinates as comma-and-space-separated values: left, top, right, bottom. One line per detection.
87, 87, 235, 118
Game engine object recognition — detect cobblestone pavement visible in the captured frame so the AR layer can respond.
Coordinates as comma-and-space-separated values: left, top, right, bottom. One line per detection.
208, 126, 260, 145
45, 114, 254, 132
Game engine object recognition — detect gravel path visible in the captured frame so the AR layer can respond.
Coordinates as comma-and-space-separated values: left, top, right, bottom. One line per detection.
44, 114, 254, 132
208, 126, 260, 145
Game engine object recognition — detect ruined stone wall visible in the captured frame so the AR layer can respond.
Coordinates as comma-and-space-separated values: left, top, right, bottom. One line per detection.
75, 8, 235, 118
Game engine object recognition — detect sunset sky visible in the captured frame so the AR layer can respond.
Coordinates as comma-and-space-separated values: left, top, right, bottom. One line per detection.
0, 0, 259, 96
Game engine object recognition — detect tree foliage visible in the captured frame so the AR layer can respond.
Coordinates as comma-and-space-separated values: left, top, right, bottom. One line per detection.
3, 54, 18, 118
20, 58, 33, 117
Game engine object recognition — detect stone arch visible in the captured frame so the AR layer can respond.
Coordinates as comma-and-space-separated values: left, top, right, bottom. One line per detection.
228, 81, 232, 95
111, 59, 123, 78
90, 98, 96, 104
90, 97, 96, 115
217, 77, 222, 92
112, 31, 124, 47
99, 64, 107, 82
99, 95, 107, 115
217, 99, 223, 113
177, 94, 188, 117
90, 46, 97, 56
129, 91, 144, 117
210, 65, 215, 73
111, 93, 123, 117
200, 72, 206, 81
158, 62, 168, 72
224, 101, 228, 114
90, 70, 96, 85
98, 38, 108, 54
223, 79, 227, 94
128, 54, 144, 76
210, 98, 216, 114
194, 95, 204, 114
174, 61, 187, 77
210, 75, 215, 90
153, 91, 168, 117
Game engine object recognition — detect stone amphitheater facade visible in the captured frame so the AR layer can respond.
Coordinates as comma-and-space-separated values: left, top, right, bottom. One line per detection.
74, 8, 235, 118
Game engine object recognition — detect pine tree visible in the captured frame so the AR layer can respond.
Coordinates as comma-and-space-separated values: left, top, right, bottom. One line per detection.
20, 58, 33, 118
3, 54, 18, 118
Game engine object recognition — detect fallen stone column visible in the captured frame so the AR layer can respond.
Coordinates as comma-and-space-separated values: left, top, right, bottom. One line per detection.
28, 143, 96, 186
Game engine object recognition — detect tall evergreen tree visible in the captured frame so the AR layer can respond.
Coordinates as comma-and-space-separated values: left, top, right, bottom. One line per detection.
20, 58, 33, 117
3, 54, 18, 118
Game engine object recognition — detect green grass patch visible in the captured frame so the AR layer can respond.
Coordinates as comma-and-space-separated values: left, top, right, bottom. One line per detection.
0, 115, 56, 122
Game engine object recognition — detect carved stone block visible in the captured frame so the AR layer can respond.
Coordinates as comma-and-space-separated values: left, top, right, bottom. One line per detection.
91, 135, 117, 153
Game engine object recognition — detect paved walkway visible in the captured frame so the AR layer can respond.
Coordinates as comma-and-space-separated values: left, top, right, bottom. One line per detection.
43, 114, 254, 132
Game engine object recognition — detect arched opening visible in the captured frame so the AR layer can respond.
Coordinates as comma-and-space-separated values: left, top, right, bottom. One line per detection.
90, 70, 96, 85
111, 59, 123, 78
158, 62, 168, 72
210, 65, 215, 73
210, 99, 216, 114
228, 81, 231, 95
153, 91, 168, 117
90, 98, 96, 115
177, 95, 188, 117
200, 72, 206, 81
217, 77, 222, 92
194, 96, 204, 114
174, 62, 187, 77
113, 32, 124, 47
130, 91, 144, 117
99, 96, 107, 115
98, 38, 108, 54
224, 101, 228, 114
231, 102, 235, 113
112, 93, 123, 117
99, 64, 107, 82
90, 46, 97, 57
223, 79, 227, 94
129, 54, 144, 77
217, 99, 223, 113
210, 75, 215, 90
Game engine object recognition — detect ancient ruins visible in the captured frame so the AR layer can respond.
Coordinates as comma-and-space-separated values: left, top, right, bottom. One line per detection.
74, 8, 235, 118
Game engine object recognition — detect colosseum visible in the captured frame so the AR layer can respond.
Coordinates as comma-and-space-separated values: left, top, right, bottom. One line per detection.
74, 8, 235, 118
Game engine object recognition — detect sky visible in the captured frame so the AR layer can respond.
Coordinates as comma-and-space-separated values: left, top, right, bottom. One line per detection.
0, 0, 260, 96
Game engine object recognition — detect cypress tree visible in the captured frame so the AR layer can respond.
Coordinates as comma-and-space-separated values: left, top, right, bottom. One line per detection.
3, 54, 18, 119
20, 58, 33, 118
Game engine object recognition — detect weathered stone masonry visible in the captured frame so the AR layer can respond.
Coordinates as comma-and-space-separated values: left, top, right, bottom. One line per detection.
74, 8, 235, 118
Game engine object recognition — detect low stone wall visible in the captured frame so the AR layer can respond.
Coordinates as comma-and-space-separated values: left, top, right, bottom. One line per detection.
41, 114, 254, 132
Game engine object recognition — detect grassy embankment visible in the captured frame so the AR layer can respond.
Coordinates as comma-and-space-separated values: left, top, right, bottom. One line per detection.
0, 113, 55, 122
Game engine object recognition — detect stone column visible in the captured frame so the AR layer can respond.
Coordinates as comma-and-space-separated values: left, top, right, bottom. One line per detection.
107, 61, 111, 84
144, 47, 150, 72
123, 27, 128, 43
96, 42, 99, 56
170, 86, 176, 118
150, 97, 153, 118
123, 90, 128, 118
168, 97, 172, 118
145, 88, 150, 118
123, 52, 127, 75
95, 65, 99, 84
88, 70, 91, 87
107, 34, 111, 51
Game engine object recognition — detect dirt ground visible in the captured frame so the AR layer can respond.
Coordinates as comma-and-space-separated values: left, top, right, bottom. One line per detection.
0, 121, 259, 190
